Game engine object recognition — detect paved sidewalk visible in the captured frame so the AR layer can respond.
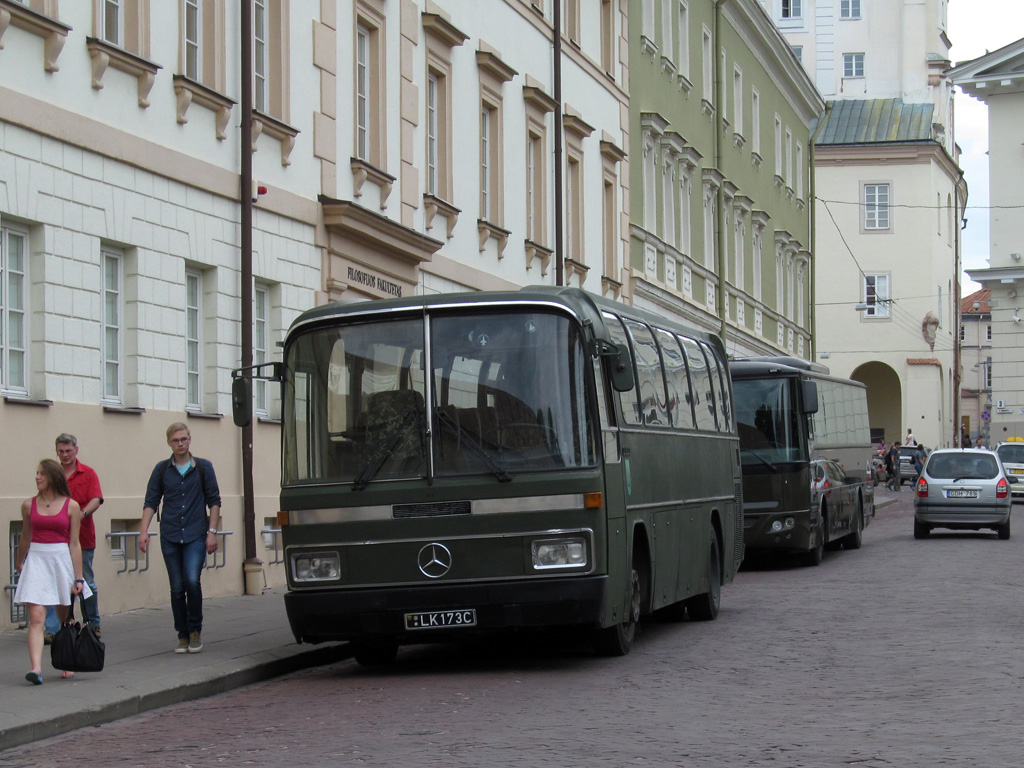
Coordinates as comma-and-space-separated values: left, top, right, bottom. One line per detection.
0, 587, 348, 751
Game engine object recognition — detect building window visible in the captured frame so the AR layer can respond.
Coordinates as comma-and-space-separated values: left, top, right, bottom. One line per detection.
864, 183, 891, 230
250, 0, 289, 121
603, 171, 617, 282
987, 324, 992, 341
843, 53, 865, 78
701, 27, 712, 104
0, 224, 28, 395
840, 0, 861, 19
101, 0, 122, 45
426, 72, 440, 195
102, 249, 123, 403
863, 274, 890, 318
254, 284, 268, 415
477, 49, 515, 228
566, 152, 583, 264
774, 115, 783, 177
600, 0, 614, 74
253, 0, 267, 111
733, 66, 743, 136
184, 0, 201, 80
782, 0, 802, 19
660, 0, 673, 64
751, 89, 760, 155
481, 105, 494, 221
677, 2, 690, 81
185, 270, 202, 410
959, 324, 965, 342
423, 14, 464, 202
795, 142, 804, 200
565, 0, 580, 45
527, 130, 544, 242
791, 45, 802, 62
355, 2, 384, 167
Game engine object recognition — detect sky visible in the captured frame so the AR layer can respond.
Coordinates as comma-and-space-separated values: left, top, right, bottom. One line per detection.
948, 0, 1024, 296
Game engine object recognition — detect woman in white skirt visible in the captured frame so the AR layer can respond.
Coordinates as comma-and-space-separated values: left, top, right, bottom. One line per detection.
14, 458, 90, 684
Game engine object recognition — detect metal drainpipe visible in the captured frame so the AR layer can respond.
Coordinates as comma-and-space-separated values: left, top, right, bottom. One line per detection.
809, 131, 817, 360
953, 169, 965, 445
553, 0, 564, 287
240, 0, 259, 590
714, 0, 726, 340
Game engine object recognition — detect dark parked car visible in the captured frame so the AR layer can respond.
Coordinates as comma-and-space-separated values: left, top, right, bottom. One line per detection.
914, 448, 1016, 539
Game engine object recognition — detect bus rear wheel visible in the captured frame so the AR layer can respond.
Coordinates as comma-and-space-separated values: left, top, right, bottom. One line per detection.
686, 532, 721, 621
593, 566, 641, 656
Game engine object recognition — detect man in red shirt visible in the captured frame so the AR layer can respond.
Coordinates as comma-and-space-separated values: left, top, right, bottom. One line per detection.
54, 433, 104, 634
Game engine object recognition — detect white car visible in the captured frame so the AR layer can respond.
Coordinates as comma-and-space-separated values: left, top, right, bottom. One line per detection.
996, 441, 1024, 500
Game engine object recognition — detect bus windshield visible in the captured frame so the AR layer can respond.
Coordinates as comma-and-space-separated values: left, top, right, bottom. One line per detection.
282, 309, 597, 486
732, 377, 804, 466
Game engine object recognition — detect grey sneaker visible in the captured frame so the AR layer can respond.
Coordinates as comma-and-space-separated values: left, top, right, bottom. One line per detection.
174, 636, 189, 654
187, 631, 203, 653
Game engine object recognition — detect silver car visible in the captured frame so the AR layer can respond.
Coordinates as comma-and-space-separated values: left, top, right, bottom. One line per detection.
995, 441, 1024, 500
913, 448, 1015, 539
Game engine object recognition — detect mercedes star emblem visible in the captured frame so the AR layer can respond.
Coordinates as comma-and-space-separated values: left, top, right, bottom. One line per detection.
417, 543, 452, 578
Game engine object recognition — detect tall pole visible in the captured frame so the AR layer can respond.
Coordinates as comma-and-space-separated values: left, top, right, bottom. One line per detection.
240, 0, 259, 591
553, 0, 564, 287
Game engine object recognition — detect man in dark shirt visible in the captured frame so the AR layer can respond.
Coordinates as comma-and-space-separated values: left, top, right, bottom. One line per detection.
140, 422, 221, 654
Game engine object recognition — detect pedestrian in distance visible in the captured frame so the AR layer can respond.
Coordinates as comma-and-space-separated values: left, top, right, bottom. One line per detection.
905, 428, 917, 447
886, 441, 902, 491
975, 437, 986, 450
14, 459, 90, 685
140, 423, 222, 654
913, 444, 926, 482
43, 434, 104, 644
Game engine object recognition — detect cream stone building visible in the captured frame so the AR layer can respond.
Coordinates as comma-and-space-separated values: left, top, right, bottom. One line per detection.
763, 0, 964, 449
952, 38, 1024, 445
0, 0, 627, 628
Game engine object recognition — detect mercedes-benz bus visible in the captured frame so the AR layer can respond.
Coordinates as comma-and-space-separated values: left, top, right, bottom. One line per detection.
234, 287, 743, 663
730, 356, 873, 566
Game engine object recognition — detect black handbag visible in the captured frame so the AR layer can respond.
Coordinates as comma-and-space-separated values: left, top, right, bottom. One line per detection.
50, 595, 105, 673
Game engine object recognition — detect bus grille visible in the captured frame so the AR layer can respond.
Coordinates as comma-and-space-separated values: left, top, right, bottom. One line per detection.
393, 500, 472, 519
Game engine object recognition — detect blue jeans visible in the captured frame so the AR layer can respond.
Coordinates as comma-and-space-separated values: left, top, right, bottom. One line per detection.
45, 548, 99, 632
160, 536, 207, 638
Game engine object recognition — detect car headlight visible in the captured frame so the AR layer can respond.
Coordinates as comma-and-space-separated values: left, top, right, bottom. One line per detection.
292, 551, 341, 582
532, 537, 587, 569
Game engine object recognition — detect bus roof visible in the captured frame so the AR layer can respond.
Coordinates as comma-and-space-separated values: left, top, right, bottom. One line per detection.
730, 356, 866, 389
287, 286, 724, 351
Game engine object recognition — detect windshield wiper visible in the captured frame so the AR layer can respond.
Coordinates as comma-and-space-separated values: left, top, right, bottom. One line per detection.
351, 410, 421, 491
741, 448, 778, 471
437, 408, 513, 483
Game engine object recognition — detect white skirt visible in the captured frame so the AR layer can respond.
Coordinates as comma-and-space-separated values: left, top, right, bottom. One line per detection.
13, 542, 93, 606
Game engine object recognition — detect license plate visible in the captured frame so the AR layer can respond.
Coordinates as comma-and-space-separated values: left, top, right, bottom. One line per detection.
1011, 468, 1024, 475
946, 489, 979, 499
405, 609, 477, 630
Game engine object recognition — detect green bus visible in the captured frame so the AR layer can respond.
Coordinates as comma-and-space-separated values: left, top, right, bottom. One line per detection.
235, 287, 743, 663
730, 356, 874, 566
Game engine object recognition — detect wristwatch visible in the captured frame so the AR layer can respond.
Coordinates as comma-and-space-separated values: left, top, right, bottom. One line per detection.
208, 528, 218, 535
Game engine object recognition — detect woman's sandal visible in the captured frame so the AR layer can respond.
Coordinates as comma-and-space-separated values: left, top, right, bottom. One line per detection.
61, 670, 75, 680
25, 669, 42, 685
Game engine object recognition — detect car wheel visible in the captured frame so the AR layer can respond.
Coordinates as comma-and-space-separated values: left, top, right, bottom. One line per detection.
913, 520, 930, 539
997, 518, 1011, 540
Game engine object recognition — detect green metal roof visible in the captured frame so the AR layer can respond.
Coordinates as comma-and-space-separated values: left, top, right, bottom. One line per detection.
814, 99, 935, 145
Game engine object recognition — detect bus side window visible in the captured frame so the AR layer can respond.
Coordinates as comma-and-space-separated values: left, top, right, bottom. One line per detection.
702, 342, 732, 432
678, 336, 717, 431
654, 327, 695, 430
624, 319, 669, 427
603, 313, 641, 426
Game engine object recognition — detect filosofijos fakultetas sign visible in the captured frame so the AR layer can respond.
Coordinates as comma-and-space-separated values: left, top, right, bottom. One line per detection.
346, 265, 404, 298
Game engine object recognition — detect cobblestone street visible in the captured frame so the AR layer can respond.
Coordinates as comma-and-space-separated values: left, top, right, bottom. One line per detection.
3, 490, 1022, 768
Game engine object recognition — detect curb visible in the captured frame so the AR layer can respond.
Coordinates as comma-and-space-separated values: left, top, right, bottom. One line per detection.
0, 643, 350, 752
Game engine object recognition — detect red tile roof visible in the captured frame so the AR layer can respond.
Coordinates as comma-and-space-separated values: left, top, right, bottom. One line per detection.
961, 287, 992, 315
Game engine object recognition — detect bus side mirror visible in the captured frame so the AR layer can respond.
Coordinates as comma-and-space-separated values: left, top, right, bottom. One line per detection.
594, 340, 635, 393
802, 380, 819, 414
231, 376, 252, 427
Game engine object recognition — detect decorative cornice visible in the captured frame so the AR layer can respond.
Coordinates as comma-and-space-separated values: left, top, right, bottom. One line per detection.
320, 196, 442, 265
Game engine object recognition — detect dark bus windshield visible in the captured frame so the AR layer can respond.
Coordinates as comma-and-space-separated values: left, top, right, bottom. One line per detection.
283, 309, 597, 486
732, 377, 804, 466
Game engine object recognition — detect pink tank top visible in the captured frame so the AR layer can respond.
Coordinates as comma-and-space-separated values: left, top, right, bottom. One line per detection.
30, 497, 71, 544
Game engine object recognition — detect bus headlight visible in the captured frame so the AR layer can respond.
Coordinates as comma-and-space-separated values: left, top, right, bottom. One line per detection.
532, 537, 587, 569
292, 551, 341, 582
770, 518, 796, 533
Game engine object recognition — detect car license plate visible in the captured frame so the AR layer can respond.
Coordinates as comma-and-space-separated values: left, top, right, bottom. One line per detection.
946, 489, 979, 499
405, 609, 477, 630
1011, 468, 1024, 475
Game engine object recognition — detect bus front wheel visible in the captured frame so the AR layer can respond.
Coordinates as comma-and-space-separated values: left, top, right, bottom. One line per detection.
593, 566, 641, 656
686, 532, 721, 621
799, 508, 825, 567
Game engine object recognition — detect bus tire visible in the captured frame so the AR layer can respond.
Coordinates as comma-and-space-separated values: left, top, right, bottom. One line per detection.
842, 502, 864, 550
593, 566, 642, 656
686, 532, 721, 621
799, 508, 825, 566
352, 641, 399, 667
